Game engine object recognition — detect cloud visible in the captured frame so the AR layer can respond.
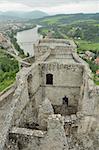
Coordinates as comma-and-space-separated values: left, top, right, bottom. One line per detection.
0, 0, 99, 14
0, 1, 33, 11
0, 0, 99, 8
44, 2, 99, 14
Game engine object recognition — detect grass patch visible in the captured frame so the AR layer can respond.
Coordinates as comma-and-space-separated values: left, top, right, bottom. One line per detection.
94, 75, 99, 85
94, 80, 99, 85
0, 78, 15, 92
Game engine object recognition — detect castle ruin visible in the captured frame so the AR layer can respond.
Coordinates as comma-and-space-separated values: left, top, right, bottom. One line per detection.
0, 38, 99, 150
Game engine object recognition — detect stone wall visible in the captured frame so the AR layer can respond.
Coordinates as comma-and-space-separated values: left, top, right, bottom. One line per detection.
5, 115, 68, 150
11, 52, 52, 127
73, 53, 98, 115
0, 84, 16, 150
27, 65, 41, 99
0, 84, 16, 107
44, 87, 80, 106
34, 38, 76, 58
94, 86, 99, 116
0, 52, 50, 149
73, 52, 99, 134
40, 114, 68, 150
5, 127, 46, 150
12, 64, 44, 128
34, 45, 50, 58
39, 38, 70, 44
50, 46, 73, 55
41, 63, 83, 86
40, 63, 83, 108
0, 39, 99, 149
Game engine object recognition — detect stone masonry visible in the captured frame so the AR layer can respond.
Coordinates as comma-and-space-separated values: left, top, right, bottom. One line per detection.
0, 38, 99, 150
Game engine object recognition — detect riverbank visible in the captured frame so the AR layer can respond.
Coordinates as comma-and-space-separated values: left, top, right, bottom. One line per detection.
7, 24, 37, 58
16, 25, 42, 56
11, 24, 36, 35
0, 25, 42, 92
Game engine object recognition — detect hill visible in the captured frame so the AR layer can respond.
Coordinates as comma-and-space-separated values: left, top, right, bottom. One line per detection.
35, 13, 99, 44
33, 13, 99, 25
0, 14, 21, 21
0, 11, 48, 20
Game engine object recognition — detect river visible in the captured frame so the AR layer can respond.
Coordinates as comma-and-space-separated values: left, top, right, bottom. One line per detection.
16, 25, 42, 56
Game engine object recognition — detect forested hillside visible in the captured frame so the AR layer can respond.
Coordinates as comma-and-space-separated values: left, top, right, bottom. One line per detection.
0, 49, 19, 92
33, 13, 99, 25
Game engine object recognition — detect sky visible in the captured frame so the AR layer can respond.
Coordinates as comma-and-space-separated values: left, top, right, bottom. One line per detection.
0, 0, 99, 14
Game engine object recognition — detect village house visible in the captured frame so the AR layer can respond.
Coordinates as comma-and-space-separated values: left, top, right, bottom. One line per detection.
84, 50, 95, 60
96, 70, 99, 76
95, 57, 99, 65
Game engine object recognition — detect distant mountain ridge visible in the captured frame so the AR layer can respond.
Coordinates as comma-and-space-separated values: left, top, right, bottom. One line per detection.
0, 10, 48, 20
32, 13, 99, 25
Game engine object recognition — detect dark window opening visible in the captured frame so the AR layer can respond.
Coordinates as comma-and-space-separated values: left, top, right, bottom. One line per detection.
46, 74, 53, 85
27, 74, 32, 99
63, 96, 68, 106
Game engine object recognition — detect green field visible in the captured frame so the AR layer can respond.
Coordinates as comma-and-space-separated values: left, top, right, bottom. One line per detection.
41, 15, 70, 25
75, 40, 99, 53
